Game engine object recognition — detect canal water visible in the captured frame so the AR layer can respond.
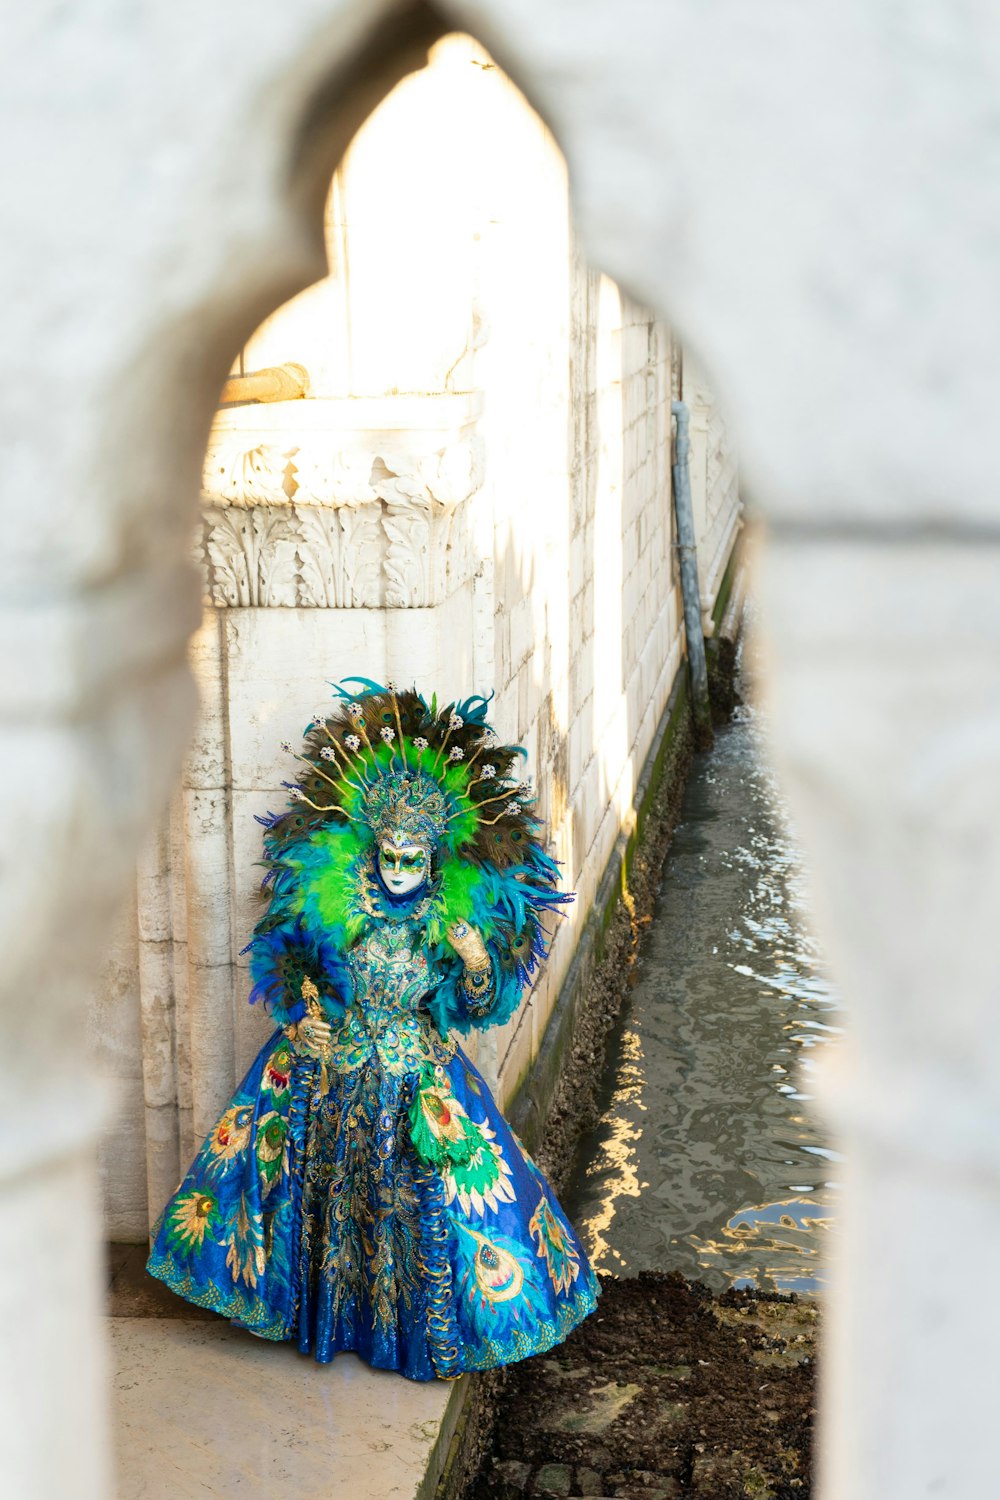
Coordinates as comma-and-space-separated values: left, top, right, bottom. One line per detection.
567, 681, 843, 1295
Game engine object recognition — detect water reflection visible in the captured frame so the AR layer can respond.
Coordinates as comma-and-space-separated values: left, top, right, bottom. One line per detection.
567, 692, 843, 1294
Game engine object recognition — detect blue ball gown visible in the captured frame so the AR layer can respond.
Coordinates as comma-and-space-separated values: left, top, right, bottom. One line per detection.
146, 897, 599, 1381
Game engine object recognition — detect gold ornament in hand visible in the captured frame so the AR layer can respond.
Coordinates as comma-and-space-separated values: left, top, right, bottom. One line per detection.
289, 976, 333, 1090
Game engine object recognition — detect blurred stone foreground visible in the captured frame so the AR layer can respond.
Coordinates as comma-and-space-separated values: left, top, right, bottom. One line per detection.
3, 4, 999, 1500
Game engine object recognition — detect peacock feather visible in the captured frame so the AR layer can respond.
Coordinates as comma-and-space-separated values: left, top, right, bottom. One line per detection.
452, 1223, 549, 1341
528, 1196, 583, 1297
246, 916, 352, 1027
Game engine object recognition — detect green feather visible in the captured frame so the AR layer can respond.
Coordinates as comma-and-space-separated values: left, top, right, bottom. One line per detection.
408, 1069, 489, 1168
425, 859, 481, 945
284, 826, 367, 942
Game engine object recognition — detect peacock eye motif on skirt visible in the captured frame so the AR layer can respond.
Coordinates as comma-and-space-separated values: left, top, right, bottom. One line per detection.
255, 1111, 287, 1194
207, 1105, 253, 1165
528, 1197, 582, 1296
263, 1043, 292, 1098
465, 1227, 524, 1302
166, 1189, 220, 1253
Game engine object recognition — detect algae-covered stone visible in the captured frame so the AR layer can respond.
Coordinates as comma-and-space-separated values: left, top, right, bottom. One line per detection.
606, 1472, 680, 1499
533, 1462, 572, 1496
488, 1458, 532, 1498
690, 1448, 775, 1496
548, 1381, 642, 1434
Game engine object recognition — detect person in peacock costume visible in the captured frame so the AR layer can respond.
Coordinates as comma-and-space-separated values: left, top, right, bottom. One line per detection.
147, 679, 599, 1379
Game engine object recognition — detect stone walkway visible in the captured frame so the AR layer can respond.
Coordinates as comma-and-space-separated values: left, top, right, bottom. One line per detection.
107, 1246, 465, 1500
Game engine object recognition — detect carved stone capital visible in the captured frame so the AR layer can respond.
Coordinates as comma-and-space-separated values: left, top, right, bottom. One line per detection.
198, 396, 484, 608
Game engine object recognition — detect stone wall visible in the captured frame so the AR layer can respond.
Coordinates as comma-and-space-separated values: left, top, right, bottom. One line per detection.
684, 356, 741, 629
484, 275, 682, 1105
89, 35, 741, 1242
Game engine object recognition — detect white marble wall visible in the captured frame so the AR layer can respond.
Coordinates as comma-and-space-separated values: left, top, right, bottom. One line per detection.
484, 267, 688, 1097
684, 356, 741, 629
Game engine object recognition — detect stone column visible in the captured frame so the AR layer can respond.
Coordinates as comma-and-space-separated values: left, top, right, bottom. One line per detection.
136, 815, 183, 1218
1, 629, 201, 1498
181, 615, 239, 1141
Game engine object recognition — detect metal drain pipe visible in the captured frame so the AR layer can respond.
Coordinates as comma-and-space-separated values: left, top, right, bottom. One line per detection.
671, 400, 714, 748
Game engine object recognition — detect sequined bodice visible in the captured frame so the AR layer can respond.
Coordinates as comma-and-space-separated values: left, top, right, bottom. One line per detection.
352, 920, 431, 1021
325, 918, 453, 1076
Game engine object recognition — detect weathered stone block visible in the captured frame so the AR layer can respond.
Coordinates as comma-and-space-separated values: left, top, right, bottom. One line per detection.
533, 1462, 572, 1496
488, 1458, 532, 1499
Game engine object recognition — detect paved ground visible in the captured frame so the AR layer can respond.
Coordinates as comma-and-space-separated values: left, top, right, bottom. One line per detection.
106, 1245, 464, 1500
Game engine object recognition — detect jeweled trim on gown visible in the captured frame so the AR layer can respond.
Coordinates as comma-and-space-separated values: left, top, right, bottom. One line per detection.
147, 924, 598, 1380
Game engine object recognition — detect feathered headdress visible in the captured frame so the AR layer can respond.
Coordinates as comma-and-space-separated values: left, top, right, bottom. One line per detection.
245, 678, 571, 1035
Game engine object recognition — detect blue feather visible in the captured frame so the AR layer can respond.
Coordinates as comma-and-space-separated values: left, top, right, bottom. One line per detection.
452, 692, 493, 724
247, 917, 352, 1026
328, 676, 409, 704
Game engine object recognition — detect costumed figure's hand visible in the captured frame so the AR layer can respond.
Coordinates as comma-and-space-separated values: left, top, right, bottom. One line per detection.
446, 920, 493, 1014
285, 977, 334, 1061
290, 1013, 333, 1058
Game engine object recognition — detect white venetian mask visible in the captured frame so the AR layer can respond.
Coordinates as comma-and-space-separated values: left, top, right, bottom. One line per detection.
377, 839, 430, 896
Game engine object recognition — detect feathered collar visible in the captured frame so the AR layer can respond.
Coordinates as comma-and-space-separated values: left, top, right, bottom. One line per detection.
350, 849, 454, 950
357, 852, 437, 925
